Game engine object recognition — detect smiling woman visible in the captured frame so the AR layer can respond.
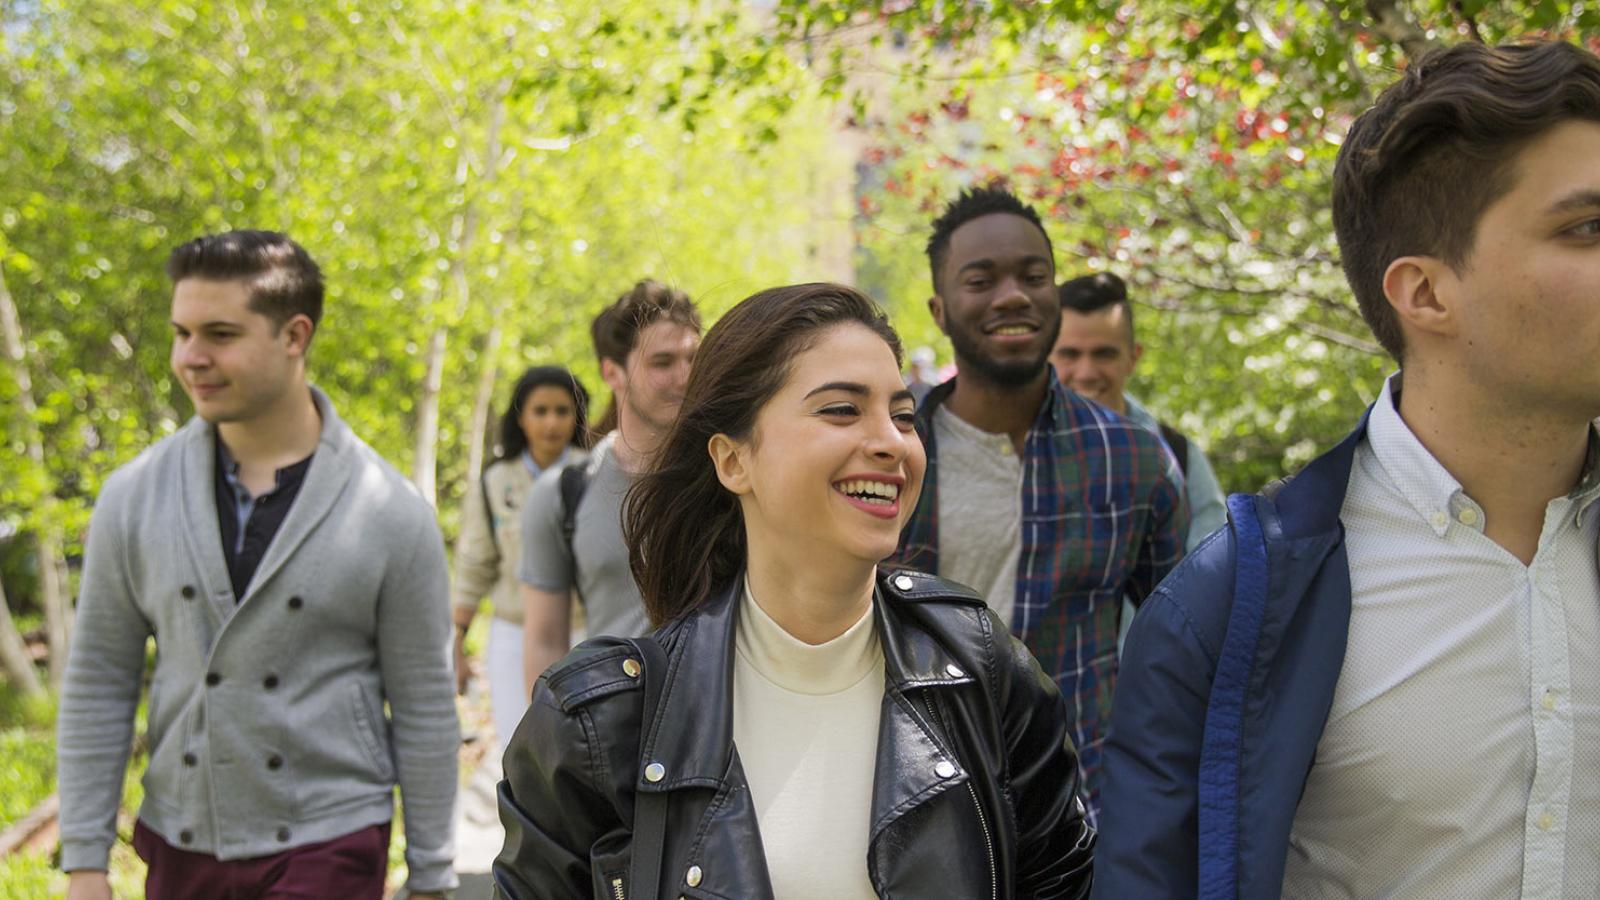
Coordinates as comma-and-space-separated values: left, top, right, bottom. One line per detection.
493, 283, 1095, 900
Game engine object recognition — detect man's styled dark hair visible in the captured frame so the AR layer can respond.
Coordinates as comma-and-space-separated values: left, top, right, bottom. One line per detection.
1333, 39, 1600, 361
926, 185, 1053, 293
1059, 272, 1135, 343
590, 279, 701, 367
165, 230, 324, 334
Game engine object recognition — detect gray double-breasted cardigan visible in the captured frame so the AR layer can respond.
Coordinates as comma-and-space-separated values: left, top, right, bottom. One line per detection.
57, 387, 460, 893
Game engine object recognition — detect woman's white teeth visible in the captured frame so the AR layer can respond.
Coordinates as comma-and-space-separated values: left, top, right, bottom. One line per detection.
837, 479, 898, 504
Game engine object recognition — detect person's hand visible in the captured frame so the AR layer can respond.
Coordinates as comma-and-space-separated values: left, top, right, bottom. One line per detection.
452, 631, 474, 695
66, 870, 113, 900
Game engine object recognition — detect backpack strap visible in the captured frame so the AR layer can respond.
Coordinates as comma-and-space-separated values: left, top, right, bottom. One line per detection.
1197, 493, 1271, 900
480, 466, 499, 543
1158, 421, 1191, 478
626, 634, 671, 900
558, 462, 593, 603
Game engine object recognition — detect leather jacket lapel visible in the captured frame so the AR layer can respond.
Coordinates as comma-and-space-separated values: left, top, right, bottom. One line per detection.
869, 589, 979, 843
639, 583, 740, 793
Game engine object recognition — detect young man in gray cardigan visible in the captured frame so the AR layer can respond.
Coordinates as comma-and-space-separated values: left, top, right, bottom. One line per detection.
58, 231, 459, 899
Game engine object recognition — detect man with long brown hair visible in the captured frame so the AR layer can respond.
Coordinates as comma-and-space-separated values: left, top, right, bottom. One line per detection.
1096, 39, 1600, 899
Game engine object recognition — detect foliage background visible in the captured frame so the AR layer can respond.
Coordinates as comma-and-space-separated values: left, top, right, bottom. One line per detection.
3, 0, 1598, 890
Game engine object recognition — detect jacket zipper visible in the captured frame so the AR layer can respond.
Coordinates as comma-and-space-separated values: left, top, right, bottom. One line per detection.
967, 781, 997, 900
611, 876, 625, 900
922, 694, 995, 900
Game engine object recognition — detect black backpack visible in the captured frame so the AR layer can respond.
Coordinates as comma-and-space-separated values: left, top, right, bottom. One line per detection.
1158, 421, 1191, 478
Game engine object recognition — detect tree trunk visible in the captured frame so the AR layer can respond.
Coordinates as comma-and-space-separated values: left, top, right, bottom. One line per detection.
0, 256, 70, 687
412, 322, 448, 506
409, 84, 509, 504
0, 572, 44, 698
465, 322, 504, 482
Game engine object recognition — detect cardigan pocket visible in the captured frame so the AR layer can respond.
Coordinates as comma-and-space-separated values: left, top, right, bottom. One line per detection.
349, 683, 396, 782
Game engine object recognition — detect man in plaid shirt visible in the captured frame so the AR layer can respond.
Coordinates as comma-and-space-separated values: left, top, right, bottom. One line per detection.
890, 186, 1187, 818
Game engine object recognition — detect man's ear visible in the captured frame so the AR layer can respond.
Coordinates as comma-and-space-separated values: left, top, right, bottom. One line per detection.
927, 294, 948, 333
1130, 341, 1145, 368
599, 357, 627, 396
708, 433, 752, 495
1382, 256, 1458, 342
282, 314, 315, 358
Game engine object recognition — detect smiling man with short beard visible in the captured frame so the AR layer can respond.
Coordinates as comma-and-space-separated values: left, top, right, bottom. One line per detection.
888, 186, 1188, 821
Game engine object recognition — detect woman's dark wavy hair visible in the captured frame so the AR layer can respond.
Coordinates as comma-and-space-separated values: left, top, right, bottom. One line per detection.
495, 366, 593, 461
1333, 39, 1600, 361
624, 283, 902, 626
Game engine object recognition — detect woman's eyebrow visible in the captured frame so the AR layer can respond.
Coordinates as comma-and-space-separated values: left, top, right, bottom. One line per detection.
803, 381, 870, 400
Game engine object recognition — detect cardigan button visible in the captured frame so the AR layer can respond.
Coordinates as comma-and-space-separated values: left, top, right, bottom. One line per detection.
182, 753, 197, 767
267, 754, 284, 770
263, 675, 279, 690
685, 865, 703, 887
205, 672, 221, 687
276, 827, 291, 842
181, 585, 196, 599
287, 596, 304, 610
179, 830, 194, 844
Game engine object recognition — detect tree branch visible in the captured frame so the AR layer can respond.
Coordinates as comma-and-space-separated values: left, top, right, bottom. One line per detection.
1364, 0, 1440, 61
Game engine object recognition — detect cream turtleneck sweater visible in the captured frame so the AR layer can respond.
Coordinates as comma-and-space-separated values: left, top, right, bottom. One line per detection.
732, 581, 885, 900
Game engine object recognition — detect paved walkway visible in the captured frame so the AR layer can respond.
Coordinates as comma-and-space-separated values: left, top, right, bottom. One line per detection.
452, 747, 505, 899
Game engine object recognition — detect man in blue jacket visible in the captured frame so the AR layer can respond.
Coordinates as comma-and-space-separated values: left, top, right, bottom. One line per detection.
1095, 40, 1600, 899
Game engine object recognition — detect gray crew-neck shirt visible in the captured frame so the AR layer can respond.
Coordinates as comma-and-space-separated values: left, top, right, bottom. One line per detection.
932, 406, 1024, 626
518, 433, 650, 640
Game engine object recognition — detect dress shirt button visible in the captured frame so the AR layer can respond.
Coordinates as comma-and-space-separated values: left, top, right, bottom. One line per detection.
267, 754, 283, 770
263, 674, 279, 690
893, 574, 915, 592
1457, 507, 1479, 526
276, 827, 291, 842
1538, 812, 1554, 831
181, 585, 196, 600
945, 664, 965, 678
179, 829, 194, 844
1542, 690, 1557, 711
685, 865, 703, 887
205, 672, 221, 686
1430, 511, 1449, 529
644, 762, 666, 783
622, 659, 641, 678
287, 596, 304, 610
183, 753, 197, 767
999, 441, 1013, 456
935, 760, 957, 779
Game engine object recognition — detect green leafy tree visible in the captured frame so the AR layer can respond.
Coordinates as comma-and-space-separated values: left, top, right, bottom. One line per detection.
0, 0, 850, 684
768, 0, 1599, 490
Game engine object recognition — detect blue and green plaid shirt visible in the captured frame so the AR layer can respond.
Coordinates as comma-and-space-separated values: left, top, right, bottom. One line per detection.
890, 375, 1187, 815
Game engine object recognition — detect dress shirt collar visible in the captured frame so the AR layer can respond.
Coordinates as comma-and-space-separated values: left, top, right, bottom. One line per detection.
1367, 372, 1600, 536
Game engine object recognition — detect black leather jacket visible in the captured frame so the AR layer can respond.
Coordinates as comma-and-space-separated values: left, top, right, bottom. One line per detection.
493, 568, 1094, 899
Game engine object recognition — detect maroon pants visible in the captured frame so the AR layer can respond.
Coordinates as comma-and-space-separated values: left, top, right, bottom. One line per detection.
133, 819, 390, 900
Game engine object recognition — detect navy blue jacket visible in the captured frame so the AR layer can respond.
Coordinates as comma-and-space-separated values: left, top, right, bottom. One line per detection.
1093, 416, 1370, 900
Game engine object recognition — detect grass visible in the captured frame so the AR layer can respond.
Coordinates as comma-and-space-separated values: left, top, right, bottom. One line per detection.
0, 688, 57, 833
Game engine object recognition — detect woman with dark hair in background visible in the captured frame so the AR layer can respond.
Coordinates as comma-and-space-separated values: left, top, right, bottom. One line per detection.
494, 284, 1093, 899
451, 365, 590, 755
